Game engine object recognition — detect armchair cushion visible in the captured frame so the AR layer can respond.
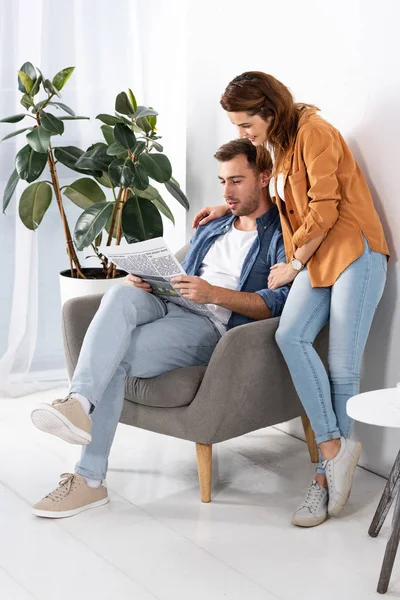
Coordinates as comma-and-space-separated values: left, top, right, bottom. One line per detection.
125, 365, 207, 408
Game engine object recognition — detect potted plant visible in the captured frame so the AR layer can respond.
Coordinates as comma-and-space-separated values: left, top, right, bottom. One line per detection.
1, 62, 189, 303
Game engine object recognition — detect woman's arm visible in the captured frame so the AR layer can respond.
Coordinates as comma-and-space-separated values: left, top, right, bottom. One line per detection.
192, 204, 230, 228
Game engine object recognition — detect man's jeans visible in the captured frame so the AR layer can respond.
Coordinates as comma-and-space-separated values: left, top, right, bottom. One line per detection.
70, 285, 221, 481
275, 236, 387, 474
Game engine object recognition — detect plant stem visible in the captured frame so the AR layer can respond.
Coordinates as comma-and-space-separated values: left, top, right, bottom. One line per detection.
107, 188, 129, 279
47, 146, 86, 279
106, 188, 122, 247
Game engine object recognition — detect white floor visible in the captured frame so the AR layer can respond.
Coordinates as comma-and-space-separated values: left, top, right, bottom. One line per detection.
1, 388, 399, 600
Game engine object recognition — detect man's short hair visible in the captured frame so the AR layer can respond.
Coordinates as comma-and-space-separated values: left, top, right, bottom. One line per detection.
214, 138, 273, 174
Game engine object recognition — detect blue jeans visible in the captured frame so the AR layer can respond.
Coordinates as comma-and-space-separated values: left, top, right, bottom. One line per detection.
70, 285, 221, 481
275, 237, 387, 474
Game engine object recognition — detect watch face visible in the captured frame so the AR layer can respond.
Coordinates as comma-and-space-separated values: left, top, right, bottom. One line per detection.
291, 258, 303, 271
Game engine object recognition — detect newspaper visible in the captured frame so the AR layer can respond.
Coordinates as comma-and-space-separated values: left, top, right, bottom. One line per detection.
99, 237, 214, 318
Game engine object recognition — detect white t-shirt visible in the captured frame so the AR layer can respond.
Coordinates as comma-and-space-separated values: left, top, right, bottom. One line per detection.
198, 222, 257, 334
269, 173, 285, 201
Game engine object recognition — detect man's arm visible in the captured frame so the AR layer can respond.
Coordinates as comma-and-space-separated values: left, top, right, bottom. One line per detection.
209, 287, 270, 320
171, 275, 288, 320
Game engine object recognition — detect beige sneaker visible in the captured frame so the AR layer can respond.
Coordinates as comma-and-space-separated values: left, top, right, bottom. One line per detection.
32, 473, 108, 518
31, 395, 92, 445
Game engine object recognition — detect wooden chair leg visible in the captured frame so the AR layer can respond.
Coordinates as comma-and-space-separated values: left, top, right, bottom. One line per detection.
196, 443, 212, 503
369, 449, 400, 538
301, 415, 319, 463
377, 486, 400, 594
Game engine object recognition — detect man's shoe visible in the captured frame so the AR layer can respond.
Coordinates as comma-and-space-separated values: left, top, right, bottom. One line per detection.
292, 480, 329, 527
324, 436, 362, 517
32, 473, 108, 518
31, 395, 92, 445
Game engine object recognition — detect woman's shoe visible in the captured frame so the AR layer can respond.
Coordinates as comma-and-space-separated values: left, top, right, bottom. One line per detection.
323, 436, 362, 517
292, 480, 329, 527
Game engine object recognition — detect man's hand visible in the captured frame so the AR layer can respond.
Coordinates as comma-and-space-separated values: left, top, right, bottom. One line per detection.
124, 274, 152, 292
171, 275, 215, 303
268, 263, 297, 290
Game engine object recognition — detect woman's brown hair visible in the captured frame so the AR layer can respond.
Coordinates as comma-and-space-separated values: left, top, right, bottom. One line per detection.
220, 71, 317, 173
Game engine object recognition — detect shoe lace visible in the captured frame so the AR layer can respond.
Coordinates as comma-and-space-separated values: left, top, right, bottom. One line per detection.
302, 481, 325, 511
46, 473, 76, 501
52, 393, 74, 406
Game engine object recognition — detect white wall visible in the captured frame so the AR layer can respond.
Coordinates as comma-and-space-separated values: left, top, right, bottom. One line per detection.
184, 0, 400, 477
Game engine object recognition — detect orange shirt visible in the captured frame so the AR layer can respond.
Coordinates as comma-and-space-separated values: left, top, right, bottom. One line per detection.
273, 109, 389, 287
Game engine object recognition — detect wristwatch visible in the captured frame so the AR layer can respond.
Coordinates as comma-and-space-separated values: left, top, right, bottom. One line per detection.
290, 257, 305, 272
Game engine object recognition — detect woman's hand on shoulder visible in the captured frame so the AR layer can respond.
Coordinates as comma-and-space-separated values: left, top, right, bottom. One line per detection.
192, 204, 230, 229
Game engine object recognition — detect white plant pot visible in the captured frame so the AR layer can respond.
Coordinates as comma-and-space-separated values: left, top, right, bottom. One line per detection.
59, 268, 126, 306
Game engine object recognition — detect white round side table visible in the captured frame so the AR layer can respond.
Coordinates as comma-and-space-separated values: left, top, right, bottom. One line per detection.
347, 386, 400, 595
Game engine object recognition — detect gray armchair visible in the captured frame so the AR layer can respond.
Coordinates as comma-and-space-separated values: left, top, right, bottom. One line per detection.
62, 247, 328, 503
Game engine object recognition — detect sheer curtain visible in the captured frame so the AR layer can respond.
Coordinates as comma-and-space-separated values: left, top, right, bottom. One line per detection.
0, 0, 147, 396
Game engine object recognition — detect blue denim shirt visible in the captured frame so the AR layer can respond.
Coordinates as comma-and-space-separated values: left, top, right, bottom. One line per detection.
181, 204, 290, 329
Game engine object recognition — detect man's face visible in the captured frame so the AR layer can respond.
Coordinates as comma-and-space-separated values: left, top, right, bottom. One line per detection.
218, 154, 265, 217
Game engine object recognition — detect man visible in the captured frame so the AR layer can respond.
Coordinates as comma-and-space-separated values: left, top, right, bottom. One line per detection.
31, 138, 289, 518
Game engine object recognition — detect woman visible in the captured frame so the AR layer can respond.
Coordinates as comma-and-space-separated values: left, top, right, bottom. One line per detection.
193, 71, 389, 527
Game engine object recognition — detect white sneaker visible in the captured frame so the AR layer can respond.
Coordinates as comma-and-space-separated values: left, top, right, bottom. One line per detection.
292, 480, 329, 527
323, 436, 362, 517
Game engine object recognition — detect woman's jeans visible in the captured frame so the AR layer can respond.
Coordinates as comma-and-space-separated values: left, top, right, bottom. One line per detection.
69, 284, 221, 481
275, 237, 387, 474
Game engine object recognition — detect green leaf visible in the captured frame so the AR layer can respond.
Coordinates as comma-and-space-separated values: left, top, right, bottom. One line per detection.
132, 184, 175, 224
54, 145, 83, 169
26, 126, 51, 154
101, 124, 114, 145
18, 62, 36, 93
150, 140, 163, 152
114, 123, 136, 150
147, 113, 157, 130
128, 89, 138, 112
15, 145, 48, 182
95, 173, 113, 188
122, 195, 163, 243
74, 201, 114, 250
1, 127, 32, 142
0, 113, 27, 123
21, 94, 34, 110
75, 143, 113, 172
115, 91, 134, 116
19, 181, 52, 230
96, 114, 120, 126
54, 146, 101, 177
94, 232, 103, 247
139, 153, 172, 183
52, 66, 74, 91
133, 164, 149, 190
3, 169, 19, 213
30, 74, 42, 96
49, 102, 76, 116
43, 78, 61, 98
106, 142, 127, 156
165, 179, 189, 210
109, 158, 136, 188
134, 106, 158, 119
40, 111, 64, 135
132, 140, 146, 158
136, 116, 152, 134
63, 177, 106, 209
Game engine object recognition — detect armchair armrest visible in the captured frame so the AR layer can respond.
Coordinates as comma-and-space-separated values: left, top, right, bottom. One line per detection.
186, 317, 328, 443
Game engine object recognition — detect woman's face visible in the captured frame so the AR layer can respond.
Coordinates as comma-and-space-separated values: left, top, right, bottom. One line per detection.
227, 111, 271, 146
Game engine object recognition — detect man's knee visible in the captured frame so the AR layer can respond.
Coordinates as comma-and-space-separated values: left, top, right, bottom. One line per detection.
101, 283, 150, 308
